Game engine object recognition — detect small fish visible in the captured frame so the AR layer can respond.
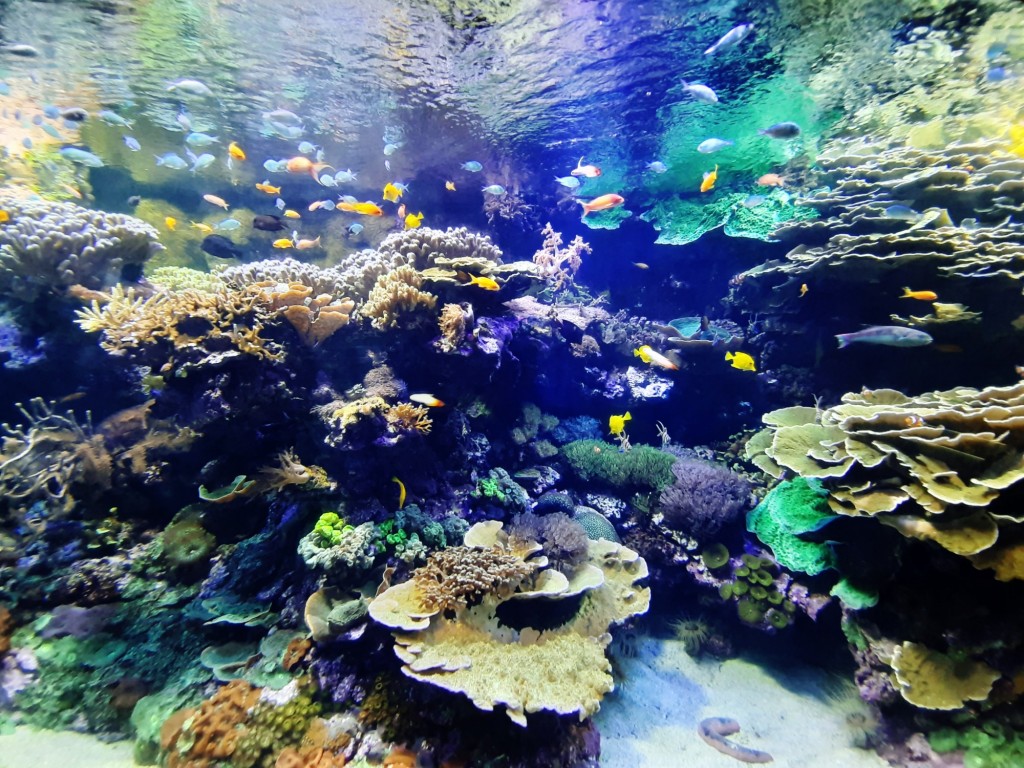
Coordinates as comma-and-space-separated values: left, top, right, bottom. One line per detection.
294, 234, 321, 250
297, 140, 318, 155
215, 218, 241, 231
123, 136, 141, 151
395, 182, 411, 194
2, 44, 40, 57
338, 195, 358, 204
62, 185, 83, 199
987, 67, 1014, 83
272, 238, 294, 249
383, 142, 401, 155
634, 345, 679, 371
338, 201, 384, 216
201, 234, 244, 260
571, 157, 602, 178
41, 124, 62, 139
391, 476, 407, 510
319, 200, 336, 211
59, 147, 104, 167
318, 174, 338, 187
98, 109, 132, 128
697, 138, 734, 154
190, 221, 213, 234
334, 169, 358, 183
165, 217, 178, 231
404, 212, 424, 230
167, 79, 213, 96
554, 175, 581, 188
263, 159, 287, 173
155, 152, 188, 170
268, 124, 304, 140
799, 283, 808, 297
901, 288, 938, 301
32, 115, 43, 126
255, 181, 281, 195
43, 105, 60, 119
608, 412, 631, 436
185, 131, 219, 147
283, 209, 301, 219
578, 193, 624, 217
445, 180, 456, 191
286, 156, 332, 180
482, 184, 506, 195
681, 81, 718, 104
700, 165, 718, 193
190, 153, 215, 173
346, 223, 364, 236
175, 111, 192, 132
383, 182, 403, 202
126, 195, 141, 207
725, 351, 757, 372
759, 122, 802, 139
741, 195, 766, 207
0, 82, 9, 96
836, 326, 933, 349
397, 204, 407, 220
60, 107, 88, 122
884, 205, 921, 221
203, 194, 229, 210
632, 262, 649, 269
0, 211, 9, 224
409, 394, 445, 407
704, 23, 754, 55
252, 215, 285, 232
227, 141, 246, 160
646, 161, 668, 173
264, 109, 303, 126
756, 173, 786, 187
460, 272, 499, 291
21, 137, 32, 149
461, 161, 483, 172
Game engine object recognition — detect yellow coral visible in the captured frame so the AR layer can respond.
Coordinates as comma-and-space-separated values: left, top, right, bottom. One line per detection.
890, 641, 999, 710
384, 403, 432, 435
359, 265, 437, 330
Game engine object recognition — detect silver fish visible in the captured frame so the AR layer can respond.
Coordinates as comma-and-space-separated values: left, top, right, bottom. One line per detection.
59, 147, 104, 167
759, 122, 801, 139
697, 138, 734, 154
704, 24, 754, 56
682, 81, 718, 103
155, 152, 188, 170
836, 326, 933, 349
167, 79, 213, 96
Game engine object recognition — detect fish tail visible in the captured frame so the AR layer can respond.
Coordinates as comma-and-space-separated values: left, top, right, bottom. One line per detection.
578, 200, 590, 217
836, 334, 850, 349
901, 287, 912, 297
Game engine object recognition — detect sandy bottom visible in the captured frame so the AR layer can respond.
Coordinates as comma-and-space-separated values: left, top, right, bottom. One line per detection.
0, 726, 135, 768
596, 635, 890, 768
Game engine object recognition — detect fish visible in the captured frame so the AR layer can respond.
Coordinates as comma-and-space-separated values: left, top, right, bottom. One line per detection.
681, 81, 718, 103
482, 184, 506, 195
799, 283, 808, 297
155, 152, 188, 170
283, 210, 301, 219
646, 161, 668, 173
633, 262, 649, 269
98, 110, 132, 128
571, 157, 602, 178
297, 141, 318, 154
756, 173, 786, 187
901, 288, 938, 301
275, 198, 286, 211
383, 142, 401, 155
294, 234, 321, 250
334, 169, 357, 183
318, 174, 338, 187
578, 193, 624, 217
267, 124, 304, 140
338, 195, 358, 204
459, 272, 499, 291
252, 215, 285, 232
697, 138, 734, 154
835, 326, 933, 349
185, 132, 219, 147
608, 412, 631, 436
987, 67, 1014, 83
59, 147, 104, 167
200, 235, 244, 260
0, 211, 10, 224
347, 223, 364, 236
700, 165, 718, 193
404, 212, 424, 230
175, 111, 192, 132
60, 107, 89, 122
167, 79, 213, 96
190, 222, 213, 234
285, 156, 332, 180
391, 477, 407, 510
383, 182, 403, 202
264, 109, 303, 126
884, 205, 921, 221
461, 161, 483, 172
123, 136, 141, 151
41, 124, 62, 139
272, 238, 294, 249
190, 153, 215, 173
704, 23, 754, 55
165, 217, 177, 231
215, 218, 241, 231
126, 195, 141, 207
255, 181, 281, 195
741, 195, 766, 207
759, 122, 802, 139
409, 394, 445, 407
21, 137, 32, 149
2, 44, 40, 57
227, 141, 246, 161
445, 180, 457, 191
554, 175, 581, 188
634, 345, 679, 370
725, 351, 757, 371
263, 159, 287, 173
338, 201, 384, 216
319, 200, 336, 211
203, 194, 229, 210
0, 82, 8, 96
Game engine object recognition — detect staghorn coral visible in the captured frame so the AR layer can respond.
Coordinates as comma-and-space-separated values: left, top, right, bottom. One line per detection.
0, 196, 162, 302
384, 402, 432, 435
316, 396, 387, 447
148, 266, 226, 293
358, 265, 437, 330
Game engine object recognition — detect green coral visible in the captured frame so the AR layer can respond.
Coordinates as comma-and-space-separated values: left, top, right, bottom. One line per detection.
746, 477, 838, 576
232, 690, 321, 768
376, 518, 409, 548
561, 440, 676, 492
312, 512, 354, 548
475, 477, 506, 503
929, 722, 1024, 768
830, 577, 879, 611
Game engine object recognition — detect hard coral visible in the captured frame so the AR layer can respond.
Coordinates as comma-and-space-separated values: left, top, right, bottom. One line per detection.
413, 545, 536, 613
160, 680, 261, 768
358, 265, 437, 330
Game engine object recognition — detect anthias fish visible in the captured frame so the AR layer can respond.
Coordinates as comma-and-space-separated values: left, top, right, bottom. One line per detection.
836, 326, 933, 348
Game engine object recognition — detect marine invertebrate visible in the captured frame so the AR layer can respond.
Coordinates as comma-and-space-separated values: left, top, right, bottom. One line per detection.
384, 402, 432, 435
437, 302, 470, 353
508, 511, 589, 575
561, 440, 676, 492
0, 605, 12, 655
745, 478, 837, 576
310, 512, 354, 548
161, 518, 216, 570
697, 717, 773, 764
160, 680, 261, 767
0, 196, 162, 302
412, 545, 536, 614
890, 641, 1000, 710
669, 614, 711, 656
258, 450, 335, 493
657, 458, 752, 540
257, 281, 355, 346
358, 265, 437, 330
532, 222, 591, 291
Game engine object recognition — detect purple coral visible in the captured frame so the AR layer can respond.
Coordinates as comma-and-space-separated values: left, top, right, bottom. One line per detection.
510, 511, 589, 574
657, 459, 752, 540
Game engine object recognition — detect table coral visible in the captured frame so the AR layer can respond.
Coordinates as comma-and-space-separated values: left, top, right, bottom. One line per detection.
890, 641, 1000, 710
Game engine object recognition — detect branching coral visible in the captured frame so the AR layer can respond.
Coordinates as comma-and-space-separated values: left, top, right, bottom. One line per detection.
437, 302, 470, 353
532, 222, 591, 291
384, 403, 432, 435
258, 450, 336, 493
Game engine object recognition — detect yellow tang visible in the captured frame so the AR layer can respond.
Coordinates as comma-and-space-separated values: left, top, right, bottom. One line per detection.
164, 216, 177, 231
383, 182, 403, 203
725, 351, 756, 372
609, 411, 631, 436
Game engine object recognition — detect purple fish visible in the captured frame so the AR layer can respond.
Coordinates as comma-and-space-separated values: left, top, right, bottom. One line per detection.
836, 326, 933, 349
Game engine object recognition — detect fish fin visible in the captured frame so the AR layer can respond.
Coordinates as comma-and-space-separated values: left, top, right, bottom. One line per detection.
623, 412, 631, 420
836, 334, 849, 349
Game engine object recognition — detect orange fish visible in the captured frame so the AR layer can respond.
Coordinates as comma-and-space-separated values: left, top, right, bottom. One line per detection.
409, 393, 445, 407
295, 235, 321, 250
255, 181, 281, 195
578, 193, 624, 217
570, 156, 602, 178
799, 283, 808, 297
338, 201, 384, 216
901, 287, 938, 301
285, 156, 333, 180
756, 173, 786, 187
227, 141, 246, 161
700, 165, 718, 193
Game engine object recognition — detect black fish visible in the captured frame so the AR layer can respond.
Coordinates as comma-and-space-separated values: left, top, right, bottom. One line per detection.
557, 319, 584, 344
252, 214, 285, 232
60, 107, 89, 122
126, 195, 141, 207
200, 235, 244, 260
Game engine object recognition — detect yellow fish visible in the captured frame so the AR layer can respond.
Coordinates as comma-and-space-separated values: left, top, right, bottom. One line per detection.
272, 238, 294, 249
445, 180, 456, 191
725, 351, 757, 372
391, 476, 406, 510
901, 287, 938, 301
634, 345, 679, 371
382, 182, 403, 203
228, 141, 246, 161
283, 209, 301, 219
0, 210, 9, 223
338, 201, 383, 216
190, 221, 213, 234
609, 411, 631, 436
700, 164, 718, 193
255, 181, 281, 195
462, 273, 499, 291
164, 216, 177, 231
799, 283, 808, 297
404, 212, 424, 230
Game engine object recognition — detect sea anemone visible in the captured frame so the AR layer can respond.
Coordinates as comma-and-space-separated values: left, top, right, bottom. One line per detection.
670, 614, 712, 656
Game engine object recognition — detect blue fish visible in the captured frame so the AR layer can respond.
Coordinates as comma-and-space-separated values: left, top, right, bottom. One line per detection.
22, 137, 32, 149
681, 81, 718, 103
334, 169, 357, 183
298, 140, 318, 154
383, 142, 401, 155
482, 184, 506, 195
987, 67, 1014, 83
836, 326, 933, 349
60, 147, 104, 167
155, 152, 188, 170
347, 223, 363, 236
41, 123, 61, 139
191, 153, 215, 173
318, 200, 336, 211
42, 105, 60, 119
0, 82, 10, 96
884, 205, 921, 221
123, 136, 141, 151
31, 114, 42, 126
461, 161, 483, 172
697, 138, 734, 154
554, 175, 580, 188
215, 218, 241, 231
98, 109, 132, 128
646, 161, 668, 173
185, 132, 219, 147
318, 174, 337, 187
263, 159, 287, 173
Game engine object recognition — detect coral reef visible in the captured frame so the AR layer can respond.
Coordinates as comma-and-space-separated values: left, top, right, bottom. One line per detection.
657, 459, 752, 540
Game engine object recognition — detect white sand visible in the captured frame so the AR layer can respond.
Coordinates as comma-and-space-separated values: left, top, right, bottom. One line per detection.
0, 726, 135, 768
596, 636, 891, 768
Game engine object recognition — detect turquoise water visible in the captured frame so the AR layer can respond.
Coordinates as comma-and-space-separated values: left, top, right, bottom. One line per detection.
1, 0, 1024, 766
